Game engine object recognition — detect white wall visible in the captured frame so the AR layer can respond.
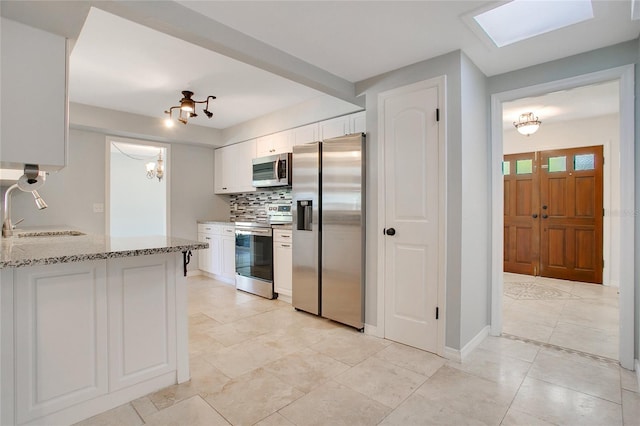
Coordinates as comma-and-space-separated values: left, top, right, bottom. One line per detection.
109, 149, 167, 237
71, 103, 224, 147
504, 113, 621, 287
459, 53, 490, 346
1, 127, 225, 270
1, 129, 106, 234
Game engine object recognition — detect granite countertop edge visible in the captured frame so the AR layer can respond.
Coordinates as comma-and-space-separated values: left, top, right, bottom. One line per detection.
0, 236, 208, 269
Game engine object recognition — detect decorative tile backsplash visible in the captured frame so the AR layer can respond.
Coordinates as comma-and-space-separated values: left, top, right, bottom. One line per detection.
230, 188, 292, 223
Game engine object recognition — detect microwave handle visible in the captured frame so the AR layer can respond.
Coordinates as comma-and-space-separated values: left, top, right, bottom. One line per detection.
274, 157, 279, 180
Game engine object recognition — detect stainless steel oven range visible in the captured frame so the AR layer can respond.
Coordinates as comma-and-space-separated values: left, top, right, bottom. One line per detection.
234, 222, 275, 299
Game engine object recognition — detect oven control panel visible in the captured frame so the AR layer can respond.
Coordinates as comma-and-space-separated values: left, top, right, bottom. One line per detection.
266, 204, 292, 224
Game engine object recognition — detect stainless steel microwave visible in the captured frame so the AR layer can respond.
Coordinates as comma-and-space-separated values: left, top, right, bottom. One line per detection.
252, 153, 292, 187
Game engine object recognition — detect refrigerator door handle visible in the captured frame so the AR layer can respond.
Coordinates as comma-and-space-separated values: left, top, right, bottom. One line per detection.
304, 205, 312, 230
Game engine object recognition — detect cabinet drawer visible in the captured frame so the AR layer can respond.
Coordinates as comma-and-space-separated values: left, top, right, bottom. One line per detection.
198, 223, 222, 234
222, 226, 235, 236
274, 229, 292, 243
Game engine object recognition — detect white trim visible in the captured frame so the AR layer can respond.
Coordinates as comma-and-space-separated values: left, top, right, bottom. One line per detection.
364, 323, 381, 337
490, 65, 635, 369
186, 269, 203, 277
445, 325, 490, 363
376, 76, 447, 357
105, 136, 171, 237
635, 359, 639, 379
444, 346, 461, 363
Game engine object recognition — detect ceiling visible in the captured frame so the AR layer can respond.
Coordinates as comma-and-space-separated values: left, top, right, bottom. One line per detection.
6, 1, 639, 131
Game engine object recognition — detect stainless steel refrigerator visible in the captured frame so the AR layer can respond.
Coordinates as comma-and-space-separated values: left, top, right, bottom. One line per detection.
292, 133, 365, 330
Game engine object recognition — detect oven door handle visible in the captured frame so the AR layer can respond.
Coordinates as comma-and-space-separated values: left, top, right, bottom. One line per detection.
235, 228, 272, 236
274, 157, 280, 180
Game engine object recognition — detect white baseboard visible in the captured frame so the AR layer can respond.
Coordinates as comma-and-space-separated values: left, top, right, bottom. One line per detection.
444, 346, 461, 363
444, 325, 490, 363
187, 269, 203, 277
364, 323, 382, 337
636, 359, 640, 383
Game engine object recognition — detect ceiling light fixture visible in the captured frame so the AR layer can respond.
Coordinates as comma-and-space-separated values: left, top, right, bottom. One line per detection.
146, 151, 164, 182
513, 112, 541, 136
164, 90, 216, 127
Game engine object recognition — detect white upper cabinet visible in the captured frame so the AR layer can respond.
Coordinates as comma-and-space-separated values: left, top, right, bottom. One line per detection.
318, 112, 366, 140
291, 123, 319, 146
1, 18, 67, 171
214, 140, 256, 194
319, 116, 350, 140
350, 111, 366, 134
256, 130, 292, 157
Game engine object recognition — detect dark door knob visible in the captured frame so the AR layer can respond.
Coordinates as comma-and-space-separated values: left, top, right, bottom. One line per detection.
542, 205, 548, 210
542, 214, 548, 219
386, 228, 396, 236
532, 214, 538, 219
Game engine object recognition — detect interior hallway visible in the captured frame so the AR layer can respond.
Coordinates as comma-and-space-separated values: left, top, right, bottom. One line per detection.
75, 275, 639, 425
503, 272, 619, 360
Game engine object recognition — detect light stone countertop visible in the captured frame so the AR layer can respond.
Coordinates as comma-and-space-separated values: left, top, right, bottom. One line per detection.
197, 220, 234, 225
0, 232, 207, 269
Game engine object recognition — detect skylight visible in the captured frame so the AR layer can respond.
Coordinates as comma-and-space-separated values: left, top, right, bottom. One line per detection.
474, 0, 594, 48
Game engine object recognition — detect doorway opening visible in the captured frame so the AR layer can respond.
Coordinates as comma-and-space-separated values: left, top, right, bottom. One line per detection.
490, 66, 635, 370
106, 137, 170, 237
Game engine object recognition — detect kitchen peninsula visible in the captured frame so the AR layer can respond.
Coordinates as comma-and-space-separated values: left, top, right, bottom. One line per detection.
0, 232, 206, 426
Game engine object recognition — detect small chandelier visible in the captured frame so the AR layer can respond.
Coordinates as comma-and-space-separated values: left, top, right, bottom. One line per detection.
513, 112, 541, 136
164, 90, 216, 127
146, 152, 164, 182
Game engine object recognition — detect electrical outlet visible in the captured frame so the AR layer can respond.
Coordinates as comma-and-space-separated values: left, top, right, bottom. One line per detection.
93, 203, 104, 213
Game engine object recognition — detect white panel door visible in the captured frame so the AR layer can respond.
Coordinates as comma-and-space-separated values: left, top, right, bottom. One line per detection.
380, 78, 443, 353
15, 261, 108, 424
107, 254, 176, 391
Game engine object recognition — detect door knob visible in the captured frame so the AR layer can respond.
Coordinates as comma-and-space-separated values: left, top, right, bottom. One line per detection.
532, 214, 538, 219
385, 228, 396, 236
542, 205, 548, 210
542, 214, 548, 219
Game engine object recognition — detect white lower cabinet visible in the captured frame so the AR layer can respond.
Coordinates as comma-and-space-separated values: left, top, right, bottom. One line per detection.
198, 223, 235, 283
14, 261, 108, 424
273, 229, 293, 302
107, 254, 176, 391
3, 253, 185, 426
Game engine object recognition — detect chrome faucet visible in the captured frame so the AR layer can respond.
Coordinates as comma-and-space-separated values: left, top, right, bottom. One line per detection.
2, 184, 48, 237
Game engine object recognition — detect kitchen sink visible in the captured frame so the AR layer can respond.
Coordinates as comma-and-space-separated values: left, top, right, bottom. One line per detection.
16, 230, 86, 238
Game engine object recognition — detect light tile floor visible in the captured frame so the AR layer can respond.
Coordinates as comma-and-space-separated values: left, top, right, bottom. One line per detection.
76, 275, 639, 426
503, 272, 620, 360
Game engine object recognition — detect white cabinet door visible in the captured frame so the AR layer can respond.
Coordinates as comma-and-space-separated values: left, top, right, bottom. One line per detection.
256, 130, 292, 157
210, 233, 223, 275
1, 18, 67, 171
14, 261, 108, 424
107, 254, 176, 391
350, 111, 366, 134
319, 116, 350, 140
214, 140, 256, 194
214, 147, 225, 193
273, 229, 293, 300
221, 236, 236, 281
292, 123, 319, 146
198, 232, 213, 273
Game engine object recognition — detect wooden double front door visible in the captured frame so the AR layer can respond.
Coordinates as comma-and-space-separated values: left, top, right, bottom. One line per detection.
504, 146, 603, 284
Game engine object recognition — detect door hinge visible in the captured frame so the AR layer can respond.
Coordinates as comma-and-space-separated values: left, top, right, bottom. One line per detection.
436, 108, 440, 122
435, 307, 439, 320
603, 208, 605, 216
603, 259, 605, 268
